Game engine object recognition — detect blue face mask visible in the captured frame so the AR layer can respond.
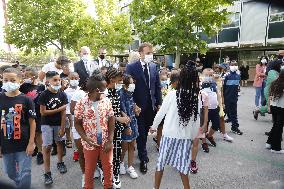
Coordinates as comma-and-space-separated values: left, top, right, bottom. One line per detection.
161, 81, 168, 88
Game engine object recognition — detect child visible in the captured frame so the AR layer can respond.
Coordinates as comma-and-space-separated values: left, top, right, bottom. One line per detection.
223, 61, 243, 135
266, 69, 284, 154
119, 74, 140, 179
64, 72, 80, 149
19, 67, 45, 165
0, 68, 36, 188
38, 71, 68, 185
74, 74, 115, 189
0, 65, 12, 92
104, 68, 130, 188
150, 61, 201, 189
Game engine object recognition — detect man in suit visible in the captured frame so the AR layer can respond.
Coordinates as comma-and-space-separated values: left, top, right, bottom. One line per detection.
126, 43, 162, 174
74, 46, 98, 88
94, 48, 112, 68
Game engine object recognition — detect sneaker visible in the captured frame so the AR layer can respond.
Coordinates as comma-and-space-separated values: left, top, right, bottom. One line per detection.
44, 172, 53, 185
73, 150, 79, 162
127, 166, 138, 179
113, 175, 121, 189
253, 110, 258, 120
94, 168, 100, 178
206, 134, 216, 147
223, 133, 233, 142
120, 162, 126, 175
82, 174, 85, 188
57, 162, 67, 174
265, 143, 271, 149
36, 152, 44, 165
98, 167, 104, 185
201, 143, 209, 153
189, 160, 198, 174
231, 127, 243, 135
271, 149, 284, 154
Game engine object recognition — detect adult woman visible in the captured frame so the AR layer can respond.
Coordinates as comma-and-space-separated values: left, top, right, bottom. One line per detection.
253, 58, 266, 110
254, 60, 282, 120
239, 62, 249, 87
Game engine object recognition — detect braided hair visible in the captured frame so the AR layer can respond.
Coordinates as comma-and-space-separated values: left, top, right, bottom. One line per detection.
176, 60, 200, 126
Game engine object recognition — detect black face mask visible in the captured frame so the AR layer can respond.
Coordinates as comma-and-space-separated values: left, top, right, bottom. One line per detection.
99, 55, 105, 60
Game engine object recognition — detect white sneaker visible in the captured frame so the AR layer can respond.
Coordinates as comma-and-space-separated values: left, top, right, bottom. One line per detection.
120, 162, 126, 175
271, 149, 284, 154
265, 143, 271, 149
223, 133, 233, 142
81, 174, 85, 188
113, 175, 121, 189
127, 166, 138, 179
94, 168, 100, 178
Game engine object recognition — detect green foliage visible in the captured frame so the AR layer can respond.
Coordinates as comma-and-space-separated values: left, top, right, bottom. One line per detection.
130, 0, 232, 54
5, 0, 93, 54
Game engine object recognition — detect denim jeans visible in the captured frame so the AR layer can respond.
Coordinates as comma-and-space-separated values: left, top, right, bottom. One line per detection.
255, 87, 263, 107
2, 151, 32, 189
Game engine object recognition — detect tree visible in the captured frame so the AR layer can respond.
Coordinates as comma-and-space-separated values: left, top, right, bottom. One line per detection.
78, 0, 133, 55
130, 0, 232, 67
5, 0, 93, 54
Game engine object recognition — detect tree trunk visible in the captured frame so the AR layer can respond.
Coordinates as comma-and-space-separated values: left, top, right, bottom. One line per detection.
175, 51, 181, 68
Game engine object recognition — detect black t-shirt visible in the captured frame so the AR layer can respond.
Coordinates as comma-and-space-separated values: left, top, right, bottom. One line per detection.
0, 93, 36, 154
38, 89, 68, 126
19, 83, 45, 126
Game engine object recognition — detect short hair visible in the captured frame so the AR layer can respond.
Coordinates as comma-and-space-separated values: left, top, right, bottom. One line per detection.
100, 66, 108, 70
122, 74, 133, 86
0, 65, 12, 74
80, 46, 90, 52
91, 69, 101, 76
56, 55, 71, 66
25, 67, 38, 76
138, 43, 153, 52
68, 72, 79, 78
86, 74, 106, 93
3, 67, 22, 78
46, 71, 59, 80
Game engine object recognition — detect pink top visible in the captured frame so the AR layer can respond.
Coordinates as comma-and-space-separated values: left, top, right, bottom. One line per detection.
253, 64, 266, 87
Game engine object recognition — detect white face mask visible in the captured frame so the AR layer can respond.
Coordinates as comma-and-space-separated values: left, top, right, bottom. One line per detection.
230, 66, 238, 72
24, 78, 33, 84
127, 84, 135, 92
2, 82, 20, 92
261, 59, 267, 64
115, 83, 123, 90
51, 85, 61, 91
82, 55, 90, 62
70, 80, 79, 87
203, 76, 212, 82
144, 54, 154, 64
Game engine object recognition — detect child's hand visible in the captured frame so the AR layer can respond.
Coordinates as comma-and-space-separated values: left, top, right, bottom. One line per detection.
149, 127, 156, 134
117, 116, 130, 125
26, 142, 35, 156
134, 105, 141, 116
103, 140, 113, 153
201, 125, 207, 134
84, 137, 100, 148
58, 128, 65, 138
124, 128, 132, 136
58, 105, 67, 112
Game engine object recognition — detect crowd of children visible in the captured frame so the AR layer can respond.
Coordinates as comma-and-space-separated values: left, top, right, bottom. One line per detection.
0, 54, 282, 189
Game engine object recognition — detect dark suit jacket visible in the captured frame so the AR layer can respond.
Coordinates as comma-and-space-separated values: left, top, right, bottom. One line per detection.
126, 61, 162, 112
74, 60, 89, 88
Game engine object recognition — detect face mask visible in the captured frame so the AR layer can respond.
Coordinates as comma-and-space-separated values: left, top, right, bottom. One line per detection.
261, 59, 267, 64
161, 81, 168, 88
70, 80, 79, 87
144, 54, 154, 64
82, 55, 90, 62
51, 85, 61, 91
2, 82, 20, 92
24, 78, 33, 84
99, 55, 105, 60
115, 83, 123, 90
127, 84, 135, 92
230, 66, 238, 72
203, 76, 212, 82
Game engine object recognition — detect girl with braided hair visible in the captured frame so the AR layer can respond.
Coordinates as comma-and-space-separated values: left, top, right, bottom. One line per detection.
150, 61, 205, 189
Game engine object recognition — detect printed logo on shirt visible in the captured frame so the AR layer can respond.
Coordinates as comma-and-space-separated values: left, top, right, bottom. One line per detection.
46, 98, 62, 109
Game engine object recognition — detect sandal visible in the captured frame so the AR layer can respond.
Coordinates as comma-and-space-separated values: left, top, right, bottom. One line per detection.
66, 140, 72, 148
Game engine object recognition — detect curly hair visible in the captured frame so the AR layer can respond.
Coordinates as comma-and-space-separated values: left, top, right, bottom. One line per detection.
270, 69, 284, 100
176, 60, 200, 126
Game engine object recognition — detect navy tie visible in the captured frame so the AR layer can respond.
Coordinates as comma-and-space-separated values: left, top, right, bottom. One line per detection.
143, 64, 150, 88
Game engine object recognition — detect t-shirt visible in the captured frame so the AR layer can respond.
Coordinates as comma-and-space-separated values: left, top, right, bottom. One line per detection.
42, 62, 63, 74
64, 87, 79, 114
19, 83, 45, 126
38, 89, 68, 126
0, 93, 36, 154
71, 89, 86, 102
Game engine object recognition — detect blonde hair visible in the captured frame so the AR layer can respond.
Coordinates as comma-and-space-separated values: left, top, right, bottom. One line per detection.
128, 51, 140, 64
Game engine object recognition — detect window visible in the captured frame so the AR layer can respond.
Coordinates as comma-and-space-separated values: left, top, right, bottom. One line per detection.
223, 13, 240, 28
268, 3, 284, 38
